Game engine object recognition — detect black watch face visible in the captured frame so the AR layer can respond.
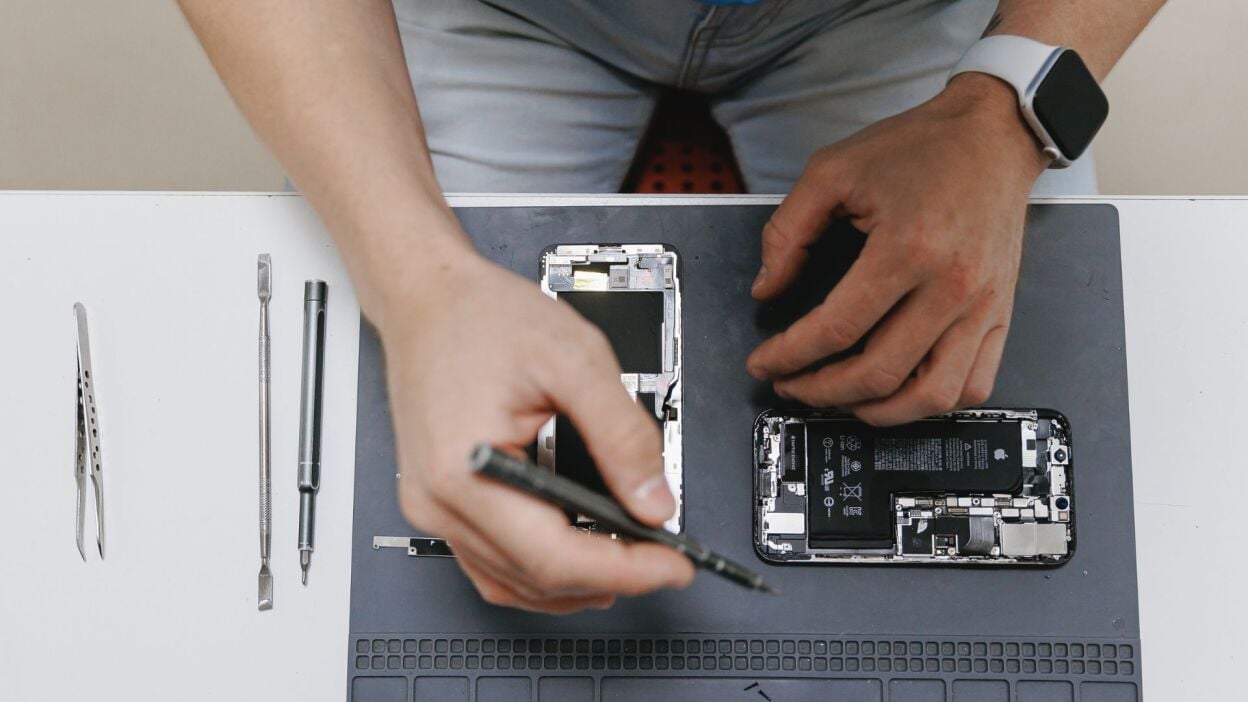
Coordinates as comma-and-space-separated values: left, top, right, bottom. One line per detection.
1033, 50, 1108, 161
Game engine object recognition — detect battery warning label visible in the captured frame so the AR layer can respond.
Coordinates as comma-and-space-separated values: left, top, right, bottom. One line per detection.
804, 418, 1025, 546
875, 437, 994, 472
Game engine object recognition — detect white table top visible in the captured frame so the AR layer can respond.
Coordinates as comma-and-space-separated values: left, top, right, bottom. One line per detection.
1, 192, 1243, 700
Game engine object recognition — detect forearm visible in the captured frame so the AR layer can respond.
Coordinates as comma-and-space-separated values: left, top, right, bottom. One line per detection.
177, 0, 469, 325
987, 0, 1166, 80
933, 0, 1165, 176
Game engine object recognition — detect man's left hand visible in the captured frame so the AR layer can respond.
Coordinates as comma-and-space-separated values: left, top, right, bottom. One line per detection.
747, 73, 1050, 426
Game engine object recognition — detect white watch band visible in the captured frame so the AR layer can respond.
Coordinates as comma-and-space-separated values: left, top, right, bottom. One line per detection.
949, 35, 1063, 98
949, 35, 1070, 166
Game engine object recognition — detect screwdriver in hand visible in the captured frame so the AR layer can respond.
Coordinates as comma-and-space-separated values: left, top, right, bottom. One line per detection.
469, 444, 777, 594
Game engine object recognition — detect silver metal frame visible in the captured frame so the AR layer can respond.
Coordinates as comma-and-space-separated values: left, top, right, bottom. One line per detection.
537, 244, 685, 534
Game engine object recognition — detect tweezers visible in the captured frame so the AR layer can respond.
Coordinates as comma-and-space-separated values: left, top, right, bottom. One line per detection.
74, 302, 105, 560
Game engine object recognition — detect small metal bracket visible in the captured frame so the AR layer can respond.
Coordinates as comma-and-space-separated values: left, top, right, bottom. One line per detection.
372, 536, 455, 558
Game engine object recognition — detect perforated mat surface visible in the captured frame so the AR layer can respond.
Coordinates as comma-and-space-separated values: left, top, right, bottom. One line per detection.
348, 204, 1140, 701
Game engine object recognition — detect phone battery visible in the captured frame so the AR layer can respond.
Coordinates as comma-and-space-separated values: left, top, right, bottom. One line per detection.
804, 418, 1025, 547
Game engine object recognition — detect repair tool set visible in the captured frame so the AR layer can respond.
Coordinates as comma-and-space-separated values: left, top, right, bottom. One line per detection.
69, 257, 332, 614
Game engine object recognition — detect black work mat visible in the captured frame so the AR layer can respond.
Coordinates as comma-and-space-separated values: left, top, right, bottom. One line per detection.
347, 204, 1141, 702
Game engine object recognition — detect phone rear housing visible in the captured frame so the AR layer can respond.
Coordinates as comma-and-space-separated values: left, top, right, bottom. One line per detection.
754, 409, 1074, 565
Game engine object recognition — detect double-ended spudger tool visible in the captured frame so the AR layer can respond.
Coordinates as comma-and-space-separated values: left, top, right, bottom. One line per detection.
469, 445, 777, 594
256, 255, 274, 610
297, 280, 328, 585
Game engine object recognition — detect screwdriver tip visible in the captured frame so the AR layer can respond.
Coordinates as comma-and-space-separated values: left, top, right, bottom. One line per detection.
759, 582, 780, 595
301, 564, 308, 586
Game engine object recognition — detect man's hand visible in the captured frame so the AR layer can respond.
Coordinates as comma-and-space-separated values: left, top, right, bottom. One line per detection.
747, 74, 1050, 426
380, 242, 694, 613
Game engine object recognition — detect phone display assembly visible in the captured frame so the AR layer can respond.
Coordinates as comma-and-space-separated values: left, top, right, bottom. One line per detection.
754, 409, 1074, 565
538, 244, 683, 533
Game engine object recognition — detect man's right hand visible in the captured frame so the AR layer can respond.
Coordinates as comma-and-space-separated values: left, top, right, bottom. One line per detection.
377, 242, 695, 613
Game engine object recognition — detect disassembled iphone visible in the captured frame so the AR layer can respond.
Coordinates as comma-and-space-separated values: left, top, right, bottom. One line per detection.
538, 244, 683, 533
754, 409, 1074, 565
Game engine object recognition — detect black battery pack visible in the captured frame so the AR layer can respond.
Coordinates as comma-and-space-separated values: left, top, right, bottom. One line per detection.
804, 418, 1025, 548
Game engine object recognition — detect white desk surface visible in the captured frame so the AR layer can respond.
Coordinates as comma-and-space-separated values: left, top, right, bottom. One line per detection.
0, 192, 1243, 700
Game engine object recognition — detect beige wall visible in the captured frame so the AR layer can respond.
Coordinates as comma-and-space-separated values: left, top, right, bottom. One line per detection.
0, 0, 283, 191
1098, 0, 1248, 195
1, 0, 1244, 194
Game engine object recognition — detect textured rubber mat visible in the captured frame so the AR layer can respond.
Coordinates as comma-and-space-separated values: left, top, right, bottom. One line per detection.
348, 204, 1140, 701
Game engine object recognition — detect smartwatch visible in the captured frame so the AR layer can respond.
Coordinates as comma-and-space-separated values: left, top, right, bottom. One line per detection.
949, 35, 1109, 168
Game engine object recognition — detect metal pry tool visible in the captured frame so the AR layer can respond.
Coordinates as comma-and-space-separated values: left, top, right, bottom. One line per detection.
73, 302, 105, 560
257, 255, 274, 610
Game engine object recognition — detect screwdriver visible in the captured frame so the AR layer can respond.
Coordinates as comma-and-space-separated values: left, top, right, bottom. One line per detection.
469, 444, 777, 594
297, 280, 328, 585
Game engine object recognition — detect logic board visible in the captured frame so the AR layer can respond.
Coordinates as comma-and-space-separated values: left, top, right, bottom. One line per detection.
754, 409, 1074, 565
